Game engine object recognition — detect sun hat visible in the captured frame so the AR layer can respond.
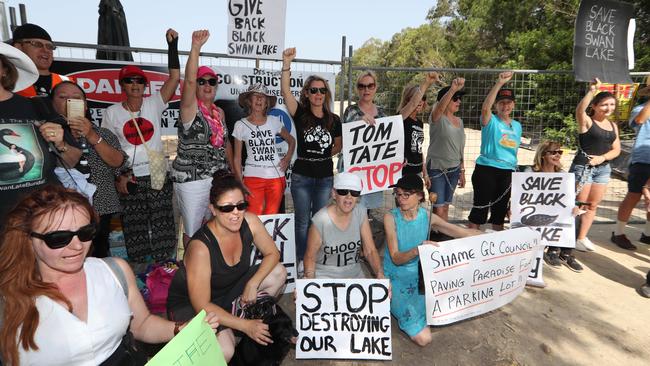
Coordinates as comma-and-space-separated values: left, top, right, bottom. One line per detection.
238, 82, 277, 109
334, 172, 362, 191
0, 43, 39, 92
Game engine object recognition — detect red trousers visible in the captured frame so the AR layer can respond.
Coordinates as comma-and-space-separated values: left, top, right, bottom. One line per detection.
243, 176, 286, 215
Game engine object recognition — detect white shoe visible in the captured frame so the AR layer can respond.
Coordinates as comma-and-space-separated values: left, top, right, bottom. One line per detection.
575, 238, 595, 252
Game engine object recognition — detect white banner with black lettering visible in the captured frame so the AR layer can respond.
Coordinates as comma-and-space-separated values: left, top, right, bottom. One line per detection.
295, 279, 392, 360
227, 0, 286, 59
418, 228, 541, 325
251, 213, 296, 293
511, 172, 576, 249
342, 115, 404, 194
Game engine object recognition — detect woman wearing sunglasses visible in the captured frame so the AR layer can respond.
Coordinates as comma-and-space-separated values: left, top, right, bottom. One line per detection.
426, 77, 467, 222
281, 47, 342, 268
383, 174, 479, 346
232, 82, 295, 215
571, 80, 620, 251
0, 186, 219, 365
171, 30, 233, 245
303, 172, 384, 279
167, 170, 286, 362
102, 29, 181, 263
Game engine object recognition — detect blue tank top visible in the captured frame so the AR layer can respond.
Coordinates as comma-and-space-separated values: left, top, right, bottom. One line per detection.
383, 207, 429, 274
475, 114, 522, 170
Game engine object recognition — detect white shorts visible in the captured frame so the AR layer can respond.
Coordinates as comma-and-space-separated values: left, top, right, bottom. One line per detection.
174, 178, 212, 236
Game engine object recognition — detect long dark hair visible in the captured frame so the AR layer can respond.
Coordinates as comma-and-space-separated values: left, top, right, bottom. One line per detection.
587, 91, 616, 117
298, 75, 335, 130
210, 169, 248, 204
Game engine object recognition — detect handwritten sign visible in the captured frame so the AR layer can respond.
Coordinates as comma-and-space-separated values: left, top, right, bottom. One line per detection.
342, 115, 404, 194
526, 248, 545, 288
418, 228, 541, 325
146, 310, 225, 366
227, 0, 286, 59
573, 0, 635, 83
251, 213, 297, 293
511, 172, 575, 248
295, 279, 392, 360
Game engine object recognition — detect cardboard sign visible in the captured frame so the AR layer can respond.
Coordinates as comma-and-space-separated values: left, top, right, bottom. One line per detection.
573, 0, 635, 83
597, 82, 640, 121
511, 172, 576, 249
418, 228, 541, 325
526, 248, 545, 288
226, 0, 286, 60
146, 310, 226, 366
251, 213, 297, 293
342, 115, 404, 194
295, 279, 392, 360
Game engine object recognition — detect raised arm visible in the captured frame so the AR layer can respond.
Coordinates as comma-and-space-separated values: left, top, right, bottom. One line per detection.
180, 30, 209, 124
281, 48, 298, 116
632, 101, 650, 126
576, 79, 600, 133
160, 28, 181, 104
400, 71, 439, 119
431, 77, 465, 123
481, 71, 513, 126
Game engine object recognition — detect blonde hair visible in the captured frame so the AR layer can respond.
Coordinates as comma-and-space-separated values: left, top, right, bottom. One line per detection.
533, 140, 563, 172
396, 84, 421, 113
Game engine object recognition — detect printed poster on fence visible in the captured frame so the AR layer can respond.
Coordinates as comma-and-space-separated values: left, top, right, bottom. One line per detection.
573, 0, 635, 83
418, 228, 541, 325
342, 115, 404, 194
295, 279, 391, 360
511, 172, 576, 249
227, 0, 286, 59
147, 310, 226, 366
252, 213, 296, 293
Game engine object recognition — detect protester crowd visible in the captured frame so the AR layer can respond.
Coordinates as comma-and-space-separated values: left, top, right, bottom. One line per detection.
1, 22, 649, 365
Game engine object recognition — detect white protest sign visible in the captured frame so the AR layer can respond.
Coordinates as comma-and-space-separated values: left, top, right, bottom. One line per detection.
226, 0, 286, 60
526, 248, 545, 288
296, 279, 392, 360
342, 115, 404, 194
251, 214, 296, 293
511, 172, 575, 249
418, 228, 541, 325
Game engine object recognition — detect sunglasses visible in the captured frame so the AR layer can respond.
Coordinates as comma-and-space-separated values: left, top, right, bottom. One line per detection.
215, 201, 249, 213
336, 189, 361, 197
121, 77, 146, 85
452, 96, 462, 102
30, 223, 97, 249
357, 83, 376, 90
309, 87, 328, 95
545, 150, 563, 156
197, 78, 218, 86
19, 40, 56, 51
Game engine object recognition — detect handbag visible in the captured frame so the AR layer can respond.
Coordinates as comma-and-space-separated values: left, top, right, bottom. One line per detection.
130, 115, 167, 190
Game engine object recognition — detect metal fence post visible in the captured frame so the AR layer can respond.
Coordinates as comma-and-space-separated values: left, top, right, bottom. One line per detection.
347, 45, 354, 112
339, 36, 346, 117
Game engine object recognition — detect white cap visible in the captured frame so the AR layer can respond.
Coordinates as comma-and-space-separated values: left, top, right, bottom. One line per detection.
334, 172, 362, 191
0, 43, 38, 92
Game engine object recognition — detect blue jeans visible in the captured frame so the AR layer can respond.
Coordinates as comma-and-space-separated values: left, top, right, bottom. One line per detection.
290, 173, 333, 260
428, 165, 461, 206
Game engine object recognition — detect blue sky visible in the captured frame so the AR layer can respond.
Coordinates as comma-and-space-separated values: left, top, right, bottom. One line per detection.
3, 0, 435, 61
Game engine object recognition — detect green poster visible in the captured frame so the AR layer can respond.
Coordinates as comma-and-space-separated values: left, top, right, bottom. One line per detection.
146, 310, 226, 366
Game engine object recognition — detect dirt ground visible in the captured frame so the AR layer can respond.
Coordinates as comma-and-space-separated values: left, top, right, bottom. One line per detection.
278, 222, 650, 366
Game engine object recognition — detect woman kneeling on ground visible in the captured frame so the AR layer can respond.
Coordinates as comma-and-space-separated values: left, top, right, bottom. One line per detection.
167, 170, 287, 362
303, 172, 384, 279
0, 186, 218, 365
384, 174, 480, 346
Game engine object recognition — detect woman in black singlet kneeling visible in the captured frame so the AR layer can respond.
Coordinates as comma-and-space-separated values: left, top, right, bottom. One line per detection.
167, 170, 287, 362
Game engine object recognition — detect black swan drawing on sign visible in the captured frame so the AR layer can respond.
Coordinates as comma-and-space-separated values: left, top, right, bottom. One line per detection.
0, 129, 36, 181
520, 206, 558, 226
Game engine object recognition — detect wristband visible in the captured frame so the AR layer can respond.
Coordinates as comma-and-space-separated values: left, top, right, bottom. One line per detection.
281, 67, 290, 72
643, 185, 650, 190
167, 36, 180, 69
91, 136, 103, 146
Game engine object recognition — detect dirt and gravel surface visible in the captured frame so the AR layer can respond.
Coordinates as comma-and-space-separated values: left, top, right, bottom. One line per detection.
279, 223, 650, 366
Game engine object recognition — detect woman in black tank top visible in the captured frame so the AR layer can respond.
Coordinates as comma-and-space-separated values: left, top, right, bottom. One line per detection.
570, 79, 621, 252
167, 170, 287, 362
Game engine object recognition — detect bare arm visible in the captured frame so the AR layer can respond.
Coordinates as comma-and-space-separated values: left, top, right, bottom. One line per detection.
360, 215, 384, 278
278, 127, 295, 172
68, 118, 123, 167
281, 48, 298, 116
591, 121, 621, 165
481, 71, 513, 126
160, 29, 181, 104
384, 212, 420, 265
400, 72, 439, 119
241, 213, 281, 303
431, 214, 482, 238
431, 77, 465, 123
331, 136, 342, 156
632, 102, 650, 125
180, 30, 209, 124
233, 138, 244, 181
303, 225, 323, 279
576, 79, 600, 133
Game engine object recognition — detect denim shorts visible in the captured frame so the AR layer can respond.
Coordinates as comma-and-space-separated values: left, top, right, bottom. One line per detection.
427, 165, 461, 206
627, 163, 650, 193
570, 163, 611, 185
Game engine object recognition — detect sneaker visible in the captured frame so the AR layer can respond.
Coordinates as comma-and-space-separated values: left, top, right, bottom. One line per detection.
611, 232, 637, 250
560, 254, 583, 272
544, 251, 562, 268
641, 284, 650, 298
575, 237, 596, 252
640, 233, 650, 245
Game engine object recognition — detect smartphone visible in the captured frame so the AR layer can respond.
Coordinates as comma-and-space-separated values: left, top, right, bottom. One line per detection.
66, 99, 85, 119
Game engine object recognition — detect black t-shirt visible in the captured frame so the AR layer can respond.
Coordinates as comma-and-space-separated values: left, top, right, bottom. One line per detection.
403, 116, 424, 175
0, 94, 59, 223
33, 74, 53, 96
292, 104, 342, 178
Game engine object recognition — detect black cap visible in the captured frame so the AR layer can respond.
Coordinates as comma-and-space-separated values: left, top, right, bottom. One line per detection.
495, 88, 515, 102
388, 174, 424, 191
437, 86, 466, 101
11, 23, 52, 44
